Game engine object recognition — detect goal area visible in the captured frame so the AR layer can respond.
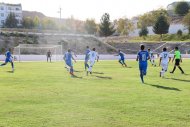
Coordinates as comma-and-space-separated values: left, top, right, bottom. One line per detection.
13, 44, 63, 62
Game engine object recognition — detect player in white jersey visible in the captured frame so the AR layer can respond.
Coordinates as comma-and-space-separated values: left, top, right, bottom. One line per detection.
148, 48, 156, 66
87, 48, 99, 75
159, 47, 171, 77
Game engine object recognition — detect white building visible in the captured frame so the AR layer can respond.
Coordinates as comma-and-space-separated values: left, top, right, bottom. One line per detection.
0, 3, 22, 27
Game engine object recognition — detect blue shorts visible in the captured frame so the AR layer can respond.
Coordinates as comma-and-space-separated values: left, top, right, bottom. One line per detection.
119, 59, 125, 62
5, 58, 12, 63
66, 61, 72, 67
139, 63, 147, 75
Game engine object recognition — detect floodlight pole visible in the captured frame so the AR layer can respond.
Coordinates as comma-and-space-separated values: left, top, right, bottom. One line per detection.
19, 45, 21, 62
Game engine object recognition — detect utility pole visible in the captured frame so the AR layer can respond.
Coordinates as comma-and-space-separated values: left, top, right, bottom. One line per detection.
58, 7, 62, 19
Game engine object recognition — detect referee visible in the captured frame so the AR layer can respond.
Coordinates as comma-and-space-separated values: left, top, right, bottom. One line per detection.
170, 47, 184, 74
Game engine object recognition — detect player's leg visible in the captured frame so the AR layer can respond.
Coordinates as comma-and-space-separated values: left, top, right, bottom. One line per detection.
170, 59, 178, 73
84, 61, 89, 71
70, 66, 74, 76
50, 57, 51, 62
177, 65, 184, 74
87, 61, 94, 75
11, 61, 14, 72
1, 58, 9, 66
122, 59, 127, 67
118, 59, 123, 66
139, 64, 144, 83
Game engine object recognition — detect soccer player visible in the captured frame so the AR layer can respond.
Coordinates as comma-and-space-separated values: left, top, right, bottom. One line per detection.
0, 48, 14, 72
84, 46, 91, 70
87, 48, 99, 75
46, 50, 52, 62
148, 48, 156, 66
170, 47, 184, 74
136, 45, 149, 83
63, 49, 76, 76
115, 50, 127, 67
159, 47, 171, 77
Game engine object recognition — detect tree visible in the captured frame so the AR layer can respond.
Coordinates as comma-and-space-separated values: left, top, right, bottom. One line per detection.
138, 8, 168, 28
153, 15, 170, 41
5, 12, 18, 28
116, 18, 134, 36
183, 11, 190, 34
33, 16, 40, 29
175, 2, 190, 16
22, 17, 34, 29
139, 26, 149, 40
84, 19, 97, 34
99, 13, 115, 37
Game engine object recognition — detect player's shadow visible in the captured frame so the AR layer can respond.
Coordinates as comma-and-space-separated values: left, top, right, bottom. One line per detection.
145, 83, 181, 91
93, 72, 104, 74
72, 75, 83, 79
74, 70, 83, 73
165, 78, 190, 83
95, 75, 112, 80
7, 71, 13, 73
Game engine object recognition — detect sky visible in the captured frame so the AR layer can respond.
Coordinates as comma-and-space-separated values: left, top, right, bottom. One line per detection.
0, 0, 183, 21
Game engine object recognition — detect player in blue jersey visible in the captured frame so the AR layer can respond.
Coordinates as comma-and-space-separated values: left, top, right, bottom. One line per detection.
136, 45, 149, 83
0, 48, 14, 72
115, 50, 127, 67
63, 49, 76, 76
84, 46, 91, 70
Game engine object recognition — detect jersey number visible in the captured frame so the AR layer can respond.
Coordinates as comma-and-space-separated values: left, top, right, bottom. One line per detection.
142, 54, 146, 61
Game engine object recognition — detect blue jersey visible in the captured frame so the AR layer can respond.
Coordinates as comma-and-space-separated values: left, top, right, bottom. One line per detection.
5, 51, 11, 58
85, 49, 91, 60
138, 50, 149, 64
64, 52, 72, 66
119, 52, 125, 60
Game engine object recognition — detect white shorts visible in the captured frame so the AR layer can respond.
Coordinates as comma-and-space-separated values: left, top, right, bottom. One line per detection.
89, 60, 95, 67
161, 63, 168, 72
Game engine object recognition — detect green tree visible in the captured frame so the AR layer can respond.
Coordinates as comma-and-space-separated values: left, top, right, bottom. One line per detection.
84, 19, 97, 34
116, 18, 134, 36
5, 12, 18, 28
138, 8, 168, 28
41, 18, 57, 30
183, 11, 190, 34
175, 2, 190, 16
99, 13, 115, 37
33, 16, 40, 29
139, 26, 149, 40
22, 17, 34, 29
153, 15, 170, 41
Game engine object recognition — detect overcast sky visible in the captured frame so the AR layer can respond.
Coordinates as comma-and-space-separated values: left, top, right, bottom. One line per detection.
0, 0, 183, 21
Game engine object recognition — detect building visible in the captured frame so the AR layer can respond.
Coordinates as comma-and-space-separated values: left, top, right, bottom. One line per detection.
0, 3, 22, 27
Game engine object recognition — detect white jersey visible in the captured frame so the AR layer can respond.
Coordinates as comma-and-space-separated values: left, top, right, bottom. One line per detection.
88, 51, 98, 61
160, 51, 170, 64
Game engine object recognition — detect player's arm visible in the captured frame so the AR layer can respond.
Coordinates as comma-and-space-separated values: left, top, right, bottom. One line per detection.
72, 55, 76, 63
159, 57, 162, 66
172, 55, 175, 63
136, 55, 139, 61
96, 53, 99, 62
63, 54, 66, 61
180, 55, 182, 63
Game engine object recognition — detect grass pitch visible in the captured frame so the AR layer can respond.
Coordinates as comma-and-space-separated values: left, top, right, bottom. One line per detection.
0, 60, 190, 127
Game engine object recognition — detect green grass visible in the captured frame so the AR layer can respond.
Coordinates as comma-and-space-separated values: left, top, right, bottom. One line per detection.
0, 60, 190, 127
129, 34, 190, 42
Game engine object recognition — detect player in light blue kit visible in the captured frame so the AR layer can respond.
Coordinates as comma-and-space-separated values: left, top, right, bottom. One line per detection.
115, 50, 127, 67
84, 46, 91, 70
136, 45, 149, 83
64, 49, 76, 76
0, 48, 14, 72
